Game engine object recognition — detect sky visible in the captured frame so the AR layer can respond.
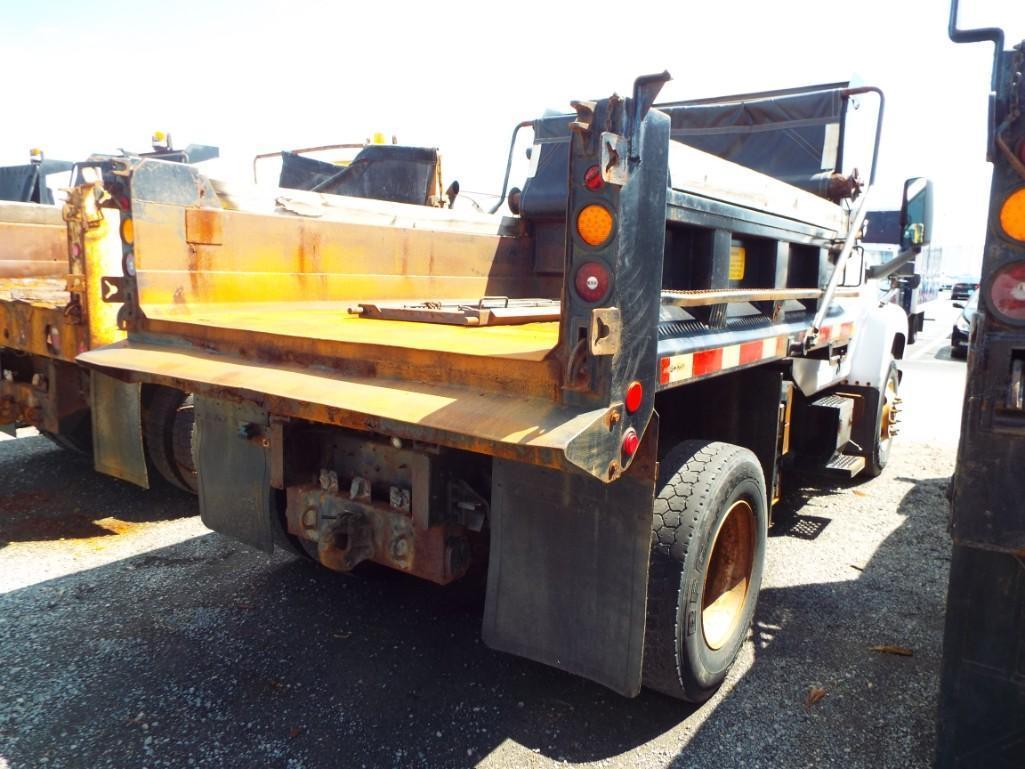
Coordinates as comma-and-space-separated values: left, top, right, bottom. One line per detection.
1, 0, 1020, 277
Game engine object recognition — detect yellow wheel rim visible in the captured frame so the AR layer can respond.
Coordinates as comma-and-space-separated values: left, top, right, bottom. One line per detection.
701, 499, 756, 651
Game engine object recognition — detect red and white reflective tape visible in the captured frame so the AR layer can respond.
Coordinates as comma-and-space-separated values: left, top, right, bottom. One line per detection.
659, 335, 788, 386
817, 321, 855, 345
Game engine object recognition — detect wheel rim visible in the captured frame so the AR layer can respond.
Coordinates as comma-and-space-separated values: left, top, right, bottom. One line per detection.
701, 499, 756, 651
880, 373, 899, 446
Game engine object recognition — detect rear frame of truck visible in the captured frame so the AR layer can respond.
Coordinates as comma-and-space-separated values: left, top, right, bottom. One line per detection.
75, 74, 912, 700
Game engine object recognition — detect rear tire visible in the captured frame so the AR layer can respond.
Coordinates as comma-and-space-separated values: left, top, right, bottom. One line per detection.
642, 440, 767, 702
143, 387, 197, 493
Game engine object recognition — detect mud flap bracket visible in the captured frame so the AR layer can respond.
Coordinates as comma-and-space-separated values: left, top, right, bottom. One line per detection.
483, 418, 658, 697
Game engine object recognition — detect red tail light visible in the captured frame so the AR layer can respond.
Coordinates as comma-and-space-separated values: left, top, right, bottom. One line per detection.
574, 261, 610, 303
625, 381, 643, 413
584, 165, 604, 191
622, 429, 640, 457
990, 260, 1025, 322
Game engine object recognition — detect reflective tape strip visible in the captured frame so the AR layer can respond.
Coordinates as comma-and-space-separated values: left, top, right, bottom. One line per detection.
819, 322, 855, 345
659, 335, 789, 386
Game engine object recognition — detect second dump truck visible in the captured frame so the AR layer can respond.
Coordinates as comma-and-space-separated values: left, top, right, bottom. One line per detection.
74, 74, 926, 701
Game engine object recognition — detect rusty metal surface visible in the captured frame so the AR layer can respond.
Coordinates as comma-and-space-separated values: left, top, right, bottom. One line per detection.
77, 341, 607, 470
0, 295, 87, 360
285, 483, 467, 585
0, 202, 65, 279
129, 198, 553, 311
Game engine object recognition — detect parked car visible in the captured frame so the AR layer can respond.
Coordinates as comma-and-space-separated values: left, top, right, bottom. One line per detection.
951, 281, 979, 300
951, 290, 980, 358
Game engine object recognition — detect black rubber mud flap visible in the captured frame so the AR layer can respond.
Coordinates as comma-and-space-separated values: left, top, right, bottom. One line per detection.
483, 419, 658, 697
90, 370, 149, 488
193, 396, 274, 553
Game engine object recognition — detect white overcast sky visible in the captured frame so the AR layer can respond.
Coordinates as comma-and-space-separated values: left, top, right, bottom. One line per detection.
1, 0, 1020, 275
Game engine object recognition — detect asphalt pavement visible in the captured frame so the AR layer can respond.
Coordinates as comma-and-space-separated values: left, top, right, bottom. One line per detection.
0, 299, 969, 769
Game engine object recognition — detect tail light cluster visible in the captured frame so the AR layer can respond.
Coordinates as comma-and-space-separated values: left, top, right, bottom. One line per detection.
991, 187, 1025, 324
572, 162, 643, 460
573, 165, 616, 304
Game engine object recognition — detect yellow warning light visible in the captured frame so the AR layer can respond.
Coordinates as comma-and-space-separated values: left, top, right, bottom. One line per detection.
1000, 187, 1025, 242
29, 148, 43, 162
152, 130, 166, 142
121, 217, 134, 245
371, 132, 386, 145
576, 204, 614, 246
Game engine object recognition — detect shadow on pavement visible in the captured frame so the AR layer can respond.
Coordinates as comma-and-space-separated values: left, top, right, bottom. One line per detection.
0, 435, 196, 547
671, 474, 951, 768
0, 450, 951, 769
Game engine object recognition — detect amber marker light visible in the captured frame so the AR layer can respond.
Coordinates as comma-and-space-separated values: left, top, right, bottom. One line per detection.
577, 204, 614, 246
999, 188, 1025, 242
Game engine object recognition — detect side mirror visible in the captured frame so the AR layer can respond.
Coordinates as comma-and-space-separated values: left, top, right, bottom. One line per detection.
900, 177, 933, 250
953, 302, 965, 309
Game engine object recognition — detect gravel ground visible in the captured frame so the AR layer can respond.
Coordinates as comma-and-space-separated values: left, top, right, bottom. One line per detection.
0, 304, 966, 769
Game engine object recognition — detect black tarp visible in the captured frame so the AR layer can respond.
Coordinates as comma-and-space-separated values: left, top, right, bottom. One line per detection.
0, 159, 74, 204
518, 85, 850, 218
278, 145, 439, 206
664, 87, 846, 184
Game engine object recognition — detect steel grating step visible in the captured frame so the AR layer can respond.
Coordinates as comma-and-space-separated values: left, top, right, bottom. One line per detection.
822, 452, 866, 478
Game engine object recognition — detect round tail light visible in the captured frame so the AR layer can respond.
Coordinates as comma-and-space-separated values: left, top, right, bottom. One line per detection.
999, 188, 1025, 242
574, 261, 610, 303
584, 165, 604, 191
576, 204, 614, 246
622, 429, 640, 457
625, 381, 643, 413
989, 260, 1025, 322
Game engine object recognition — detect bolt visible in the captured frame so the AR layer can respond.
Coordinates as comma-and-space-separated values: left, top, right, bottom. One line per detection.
390, 436, 403, 449
301, 506, 317, 530
391, 537, 410, 560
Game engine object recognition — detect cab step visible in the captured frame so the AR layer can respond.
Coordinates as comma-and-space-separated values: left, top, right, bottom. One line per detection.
822, 452, 866, 479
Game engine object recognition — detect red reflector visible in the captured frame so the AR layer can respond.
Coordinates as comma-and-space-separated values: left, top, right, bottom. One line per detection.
625, 381, 643, 413
622, 429, 640, 457
739, 340, 763, 365
990, 261, 1025, 321
692, 348, 723, 377
584, 165, 604, 191
574, 261, 610, 303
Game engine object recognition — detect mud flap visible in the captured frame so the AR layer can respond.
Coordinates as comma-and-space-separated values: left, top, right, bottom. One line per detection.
193, 396, 274, 553
90, 370, 149, 488
483, 419, 658, 697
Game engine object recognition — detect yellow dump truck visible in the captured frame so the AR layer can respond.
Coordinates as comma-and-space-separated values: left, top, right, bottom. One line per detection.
74, 74, 925, 701
0, 141, 215, 489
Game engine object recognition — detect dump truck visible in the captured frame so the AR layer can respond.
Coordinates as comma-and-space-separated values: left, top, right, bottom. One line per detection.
938, 2, 1025, 766
0, 138, 216, 486
72, 74, 927, 702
